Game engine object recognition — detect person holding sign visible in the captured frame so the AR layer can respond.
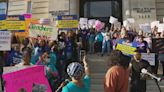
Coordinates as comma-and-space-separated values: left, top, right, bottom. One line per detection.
129, 50, 151, 92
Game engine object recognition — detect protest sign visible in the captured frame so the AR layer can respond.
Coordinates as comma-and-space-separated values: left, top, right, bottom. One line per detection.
158, 24, 164, 32
29, 24, 58, 40
95, 20, 104, 31
0, 14, 6, 30
140, 24, 151, 33
123, 20, 130, 27
116, 43, 136, 55
3, 66, 52, 92
15, 14, 32, 37
114, 21, 121, 30
151, 21, 159, 28
6, 15, 26, 31
141, 53, 155, 66
109, 16, 118, 24
79, 18, 88, 25
127, 18, 135, 24
0, 31, 11, 51
57, 15, 78, 29
88, 19, 96, 28
152, 38, 164, 53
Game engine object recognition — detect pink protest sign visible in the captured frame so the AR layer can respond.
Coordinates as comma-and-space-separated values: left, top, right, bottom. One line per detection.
3, 66, 52, 92
95, 20, 105, 31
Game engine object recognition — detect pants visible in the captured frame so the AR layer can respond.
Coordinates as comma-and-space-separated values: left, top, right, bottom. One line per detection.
89, 41, 95, 54
97, 41, 102, 53
101, 40, 111, 55
130, 79, 146, 92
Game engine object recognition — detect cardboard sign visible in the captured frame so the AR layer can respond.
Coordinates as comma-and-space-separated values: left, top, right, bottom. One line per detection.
141, 53, 155, 66
158, 24, 164, 32
0, 31, 11, 51
114, 21, 121, 29
116, 43, 136, 55
3, 66, 52, 92
109, 16, 118, 24
151, 21, 159, 28
29, 24, 58, 40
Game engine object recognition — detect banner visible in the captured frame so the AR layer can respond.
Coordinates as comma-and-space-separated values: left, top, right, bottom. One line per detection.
6, 15, 26, 31
3, 66, 52, 92
0, 31, 11, 51
116, 43, 136, 55
152, 38, 164, 53
141, 53, 155, 66
29, 24, 58, 40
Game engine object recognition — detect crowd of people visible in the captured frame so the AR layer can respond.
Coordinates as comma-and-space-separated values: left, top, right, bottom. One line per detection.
0, 23, 164, 92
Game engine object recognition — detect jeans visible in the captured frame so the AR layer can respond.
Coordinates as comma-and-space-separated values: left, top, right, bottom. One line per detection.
101, 40, 111, 55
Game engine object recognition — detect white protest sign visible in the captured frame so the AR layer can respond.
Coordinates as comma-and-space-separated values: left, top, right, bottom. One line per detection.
123, 20, 130, 27
114, 21, 121, 30
127, 18, 135, 24
109, 16, 118, 24
0, 31, 11, 51
141, 53, 155, 66
158, 24, 164, 32
79, 18, 88, 25
141, 24, 151, 33
29, 24, 58, 40
151, 21, 159, 28
88, 19, 96, 28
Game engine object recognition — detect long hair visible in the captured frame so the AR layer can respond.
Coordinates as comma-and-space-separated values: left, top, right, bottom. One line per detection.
108, 50, 130, 69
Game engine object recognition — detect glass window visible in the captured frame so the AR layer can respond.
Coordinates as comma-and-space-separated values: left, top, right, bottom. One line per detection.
84, 1, 112, 18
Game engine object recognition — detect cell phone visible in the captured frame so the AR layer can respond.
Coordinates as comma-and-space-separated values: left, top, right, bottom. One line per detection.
80, 50, 85, 62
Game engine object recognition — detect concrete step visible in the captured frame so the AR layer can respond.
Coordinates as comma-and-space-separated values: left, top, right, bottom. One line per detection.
91, 84, 104, 92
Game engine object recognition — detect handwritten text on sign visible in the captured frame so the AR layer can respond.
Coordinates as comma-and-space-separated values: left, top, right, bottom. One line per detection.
29, 24, 57, 40
3, 66, 52, 92
0, 31, 11, 51
116, 43, 136, 55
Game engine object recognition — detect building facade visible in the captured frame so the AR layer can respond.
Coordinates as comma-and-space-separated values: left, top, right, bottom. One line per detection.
6, 0, 164, 25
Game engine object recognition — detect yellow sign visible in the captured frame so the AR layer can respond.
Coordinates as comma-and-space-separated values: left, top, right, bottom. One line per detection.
116, 44, 136, 55
0, 20, 6, 30
57, 20, 78, 29
6, 21, 26, 31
